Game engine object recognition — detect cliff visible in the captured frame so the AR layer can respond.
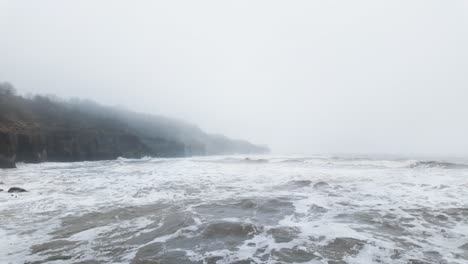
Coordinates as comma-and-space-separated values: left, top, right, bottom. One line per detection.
0, 87, 269, 168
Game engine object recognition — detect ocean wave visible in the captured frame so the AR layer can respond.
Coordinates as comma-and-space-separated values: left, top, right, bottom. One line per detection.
194, 156, 468, 170
408, 160, 468, 169
2, 156, 468, 263
195, 157, 269, 164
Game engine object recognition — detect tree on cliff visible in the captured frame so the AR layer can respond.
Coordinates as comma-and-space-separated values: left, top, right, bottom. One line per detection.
0, 82, 16, 96
0, 82, 269, 168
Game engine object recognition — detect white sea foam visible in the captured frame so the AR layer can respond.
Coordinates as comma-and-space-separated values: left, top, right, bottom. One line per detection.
1, 156, 468, 263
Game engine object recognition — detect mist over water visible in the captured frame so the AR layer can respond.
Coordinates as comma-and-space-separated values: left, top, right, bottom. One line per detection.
1, 1, 468, 264
1, 0, 468, 155
1, 156, 468, 263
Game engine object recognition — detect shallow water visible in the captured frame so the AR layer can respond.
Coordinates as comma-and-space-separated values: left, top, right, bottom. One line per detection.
1, 155, 468, 264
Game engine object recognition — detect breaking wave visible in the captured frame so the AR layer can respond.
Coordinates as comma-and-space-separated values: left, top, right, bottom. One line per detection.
1, 155, 468, 263
407, 160, 468, 169
197, 156, 468, 170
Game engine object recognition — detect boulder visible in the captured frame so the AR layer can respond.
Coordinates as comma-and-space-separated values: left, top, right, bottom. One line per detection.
8, 187, 27, 193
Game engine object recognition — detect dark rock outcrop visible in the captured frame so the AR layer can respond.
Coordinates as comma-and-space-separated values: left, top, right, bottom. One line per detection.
8, 187, 27, 193
0, 131, 17, 168
0, 129, 167, 167
0, 86, 269, 168
43, 130, 153, 162
16, 133, 47, 163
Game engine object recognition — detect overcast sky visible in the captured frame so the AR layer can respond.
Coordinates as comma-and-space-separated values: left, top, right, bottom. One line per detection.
1, 1, 467, 156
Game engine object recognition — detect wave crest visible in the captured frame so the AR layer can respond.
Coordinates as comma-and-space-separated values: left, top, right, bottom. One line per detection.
408, 161, 468, 169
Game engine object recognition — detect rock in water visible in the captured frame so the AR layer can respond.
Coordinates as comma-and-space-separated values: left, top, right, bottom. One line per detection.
8, 187, 27, 193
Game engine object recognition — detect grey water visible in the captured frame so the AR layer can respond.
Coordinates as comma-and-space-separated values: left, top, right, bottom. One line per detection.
1, 155, 468, 264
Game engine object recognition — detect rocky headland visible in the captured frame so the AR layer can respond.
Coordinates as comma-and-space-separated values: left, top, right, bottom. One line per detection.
0, 84, 269, 168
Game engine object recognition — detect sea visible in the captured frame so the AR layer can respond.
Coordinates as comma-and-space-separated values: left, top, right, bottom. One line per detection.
1, 155, 468, 264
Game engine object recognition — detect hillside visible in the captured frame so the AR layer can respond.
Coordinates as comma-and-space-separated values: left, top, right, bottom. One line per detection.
0, 84, 269, 168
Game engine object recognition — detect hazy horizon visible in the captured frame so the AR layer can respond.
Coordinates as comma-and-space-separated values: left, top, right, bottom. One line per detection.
1, 0, 467, 156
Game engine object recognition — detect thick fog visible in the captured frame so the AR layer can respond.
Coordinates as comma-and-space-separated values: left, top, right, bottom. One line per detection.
1, 1, 467, 156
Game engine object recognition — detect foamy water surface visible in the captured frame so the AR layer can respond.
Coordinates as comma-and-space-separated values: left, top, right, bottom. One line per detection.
1, 155, 468, 264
